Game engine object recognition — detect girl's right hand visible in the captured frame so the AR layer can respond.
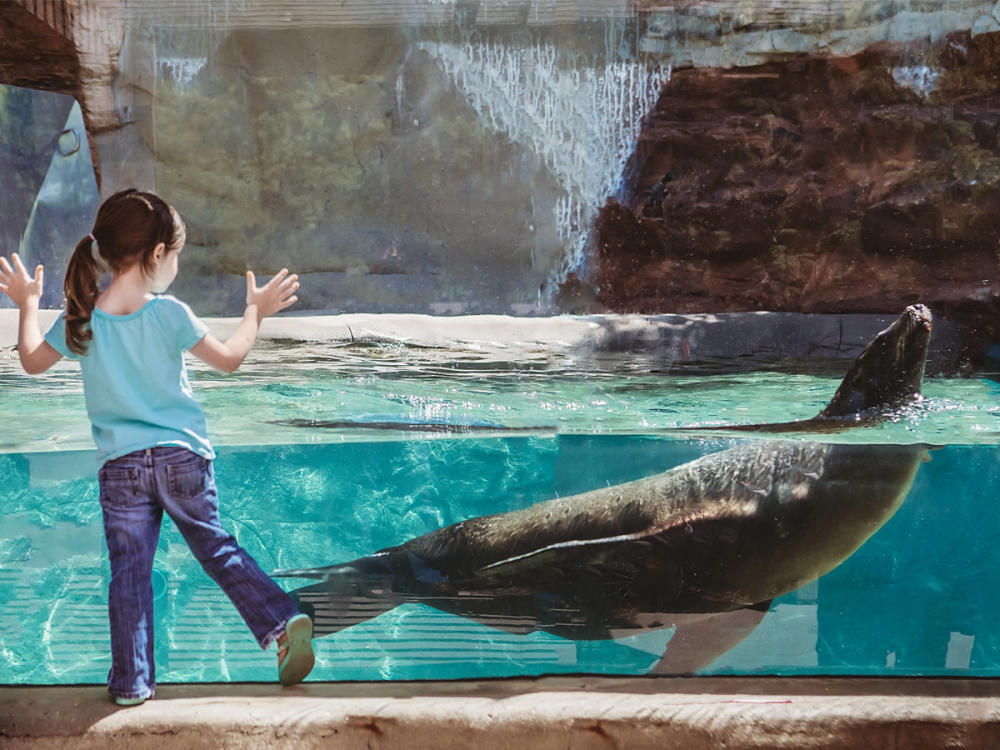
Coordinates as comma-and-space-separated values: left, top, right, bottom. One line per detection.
0, 254, 44, 310
245, 268, 299, 321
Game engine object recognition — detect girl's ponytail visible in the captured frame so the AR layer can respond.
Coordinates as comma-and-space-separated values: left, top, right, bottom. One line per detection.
64, 234, 100, 355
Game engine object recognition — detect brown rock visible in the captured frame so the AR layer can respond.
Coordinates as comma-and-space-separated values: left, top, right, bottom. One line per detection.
596, 31, 1000, 347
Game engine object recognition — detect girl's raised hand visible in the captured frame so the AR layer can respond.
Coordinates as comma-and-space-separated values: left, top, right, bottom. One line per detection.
0, 254, 44, 310
245, 268, 299, 321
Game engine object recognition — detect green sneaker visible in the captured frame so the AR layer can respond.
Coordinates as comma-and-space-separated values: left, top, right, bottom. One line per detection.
113, 695, 147, 707
277, 613, 315, 686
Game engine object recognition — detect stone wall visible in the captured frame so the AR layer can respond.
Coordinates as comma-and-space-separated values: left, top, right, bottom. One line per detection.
144, 26, 570, 314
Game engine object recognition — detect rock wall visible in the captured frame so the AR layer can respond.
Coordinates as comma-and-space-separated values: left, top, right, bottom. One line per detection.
591, 28, 1000, 355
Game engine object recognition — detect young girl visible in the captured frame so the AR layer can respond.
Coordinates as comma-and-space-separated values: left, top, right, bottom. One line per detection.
0, 189, 314, 705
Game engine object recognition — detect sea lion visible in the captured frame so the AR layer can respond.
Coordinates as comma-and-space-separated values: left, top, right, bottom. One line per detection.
274, 304, 931, 672
278, 441, 923, 672
681, 303, 932, 433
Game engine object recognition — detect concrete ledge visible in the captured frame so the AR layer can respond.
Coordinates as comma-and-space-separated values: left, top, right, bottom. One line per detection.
3, 677, 1000, 749
0, 309, 963, 370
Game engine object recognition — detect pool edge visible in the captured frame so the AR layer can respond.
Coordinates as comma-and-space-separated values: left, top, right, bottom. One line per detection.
3, 676, 1000, 749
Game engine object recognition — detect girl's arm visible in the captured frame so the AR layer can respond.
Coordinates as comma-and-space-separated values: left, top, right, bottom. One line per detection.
0, 254, 62, 375
189, 268, 298, 374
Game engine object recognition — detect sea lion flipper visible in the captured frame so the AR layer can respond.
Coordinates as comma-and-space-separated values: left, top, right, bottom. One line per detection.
272, 565, 340, 580
292, 580, 400, 638
649, 603, 771, 675
274, 552, 393, 581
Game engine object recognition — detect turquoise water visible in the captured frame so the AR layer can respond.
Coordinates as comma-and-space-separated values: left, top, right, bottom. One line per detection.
1, 340, 999, 683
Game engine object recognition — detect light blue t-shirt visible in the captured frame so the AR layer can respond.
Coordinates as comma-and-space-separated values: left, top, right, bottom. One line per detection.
44, 295, 215, 466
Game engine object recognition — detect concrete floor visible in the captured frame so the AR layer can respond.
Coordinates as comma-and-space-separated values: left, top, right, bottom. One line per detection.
3, 676, 1000, 749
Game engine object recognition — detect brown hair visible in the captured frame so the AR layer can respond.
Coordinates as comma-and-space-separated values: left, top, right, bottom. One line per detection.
64, 189, 186, 355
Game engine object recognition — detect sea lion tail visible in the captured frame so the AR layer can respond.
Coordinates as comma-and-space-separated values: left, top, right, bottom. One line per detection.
275, 556, 402, 637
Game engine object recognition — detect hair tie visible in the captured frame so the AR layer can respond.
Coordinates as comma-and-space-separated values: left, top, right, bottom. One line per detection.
89, 235, 110, 272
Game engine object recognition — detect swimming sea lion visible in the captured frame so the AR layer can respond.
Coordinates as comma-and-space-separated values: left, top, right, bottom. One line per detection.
274, 305, 931, 672
682, 303, 932, 433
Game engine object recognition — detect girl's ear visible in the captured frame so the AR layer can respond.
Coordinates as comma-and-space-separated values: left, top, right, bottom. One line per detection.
152, 242, 166, 263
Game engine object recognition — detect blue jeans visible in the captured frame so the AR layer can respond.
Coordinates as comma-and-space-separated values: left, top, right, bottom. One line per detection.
99, 446, 298, 700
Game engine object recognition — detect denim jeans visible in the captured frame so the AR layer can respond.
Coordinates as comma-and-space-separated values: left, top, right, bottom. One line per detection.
99, 446, 299, 700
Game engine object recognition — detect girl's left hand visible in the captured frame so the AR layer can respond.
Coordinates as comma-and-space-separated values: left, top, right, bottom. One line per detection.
0, 254, 44, 310
246, 268, 299, 321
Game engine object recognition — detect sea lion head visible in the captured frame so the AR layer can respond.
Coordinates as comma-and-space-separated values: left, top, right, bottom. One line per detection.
818, 304, 932, 419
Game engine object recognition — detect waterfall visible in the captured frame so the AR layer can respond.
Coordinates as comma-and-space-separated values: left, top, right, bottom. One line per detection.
420, 32, 667, 294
